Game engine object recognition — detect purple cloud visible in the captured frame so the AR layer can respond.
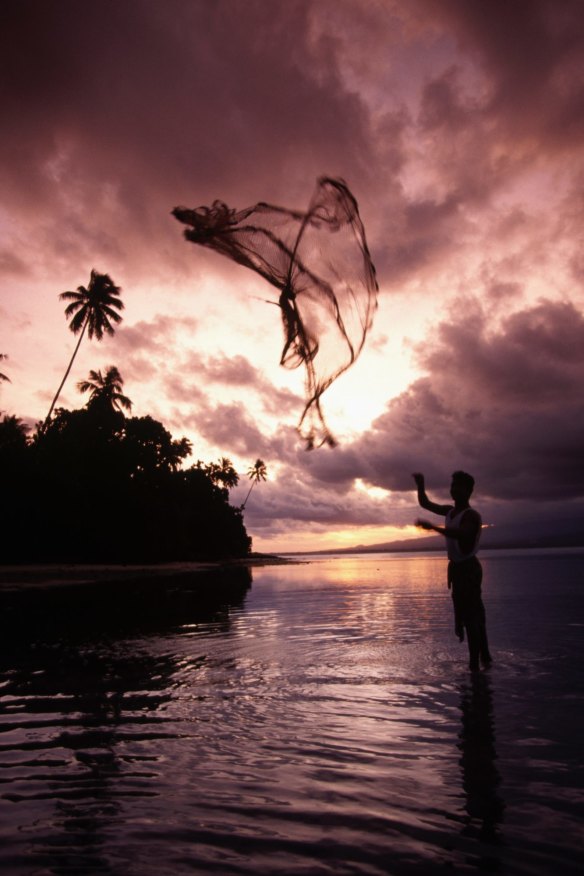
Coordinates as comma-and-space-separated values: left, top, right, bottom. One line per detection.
319, 297, 584, 501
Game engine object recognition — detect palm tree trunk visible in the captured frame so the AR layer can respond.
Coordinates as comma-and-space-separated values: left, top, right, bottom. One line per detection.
241, 481, 256, 509
41, 318, 88, 432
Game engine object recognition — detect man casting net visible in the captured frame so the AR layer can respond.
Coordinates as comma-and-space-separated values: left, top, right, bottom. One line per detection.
173, 176, 378, 448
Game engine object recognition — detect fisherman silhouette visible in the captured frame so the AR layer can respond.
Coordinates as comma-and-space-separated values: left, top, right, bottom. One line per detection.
413, 471, 492, 672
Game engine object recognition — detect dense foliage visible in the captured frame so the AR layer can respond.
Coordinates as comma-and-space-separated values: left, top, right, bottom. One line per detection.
0, 408, 251, 563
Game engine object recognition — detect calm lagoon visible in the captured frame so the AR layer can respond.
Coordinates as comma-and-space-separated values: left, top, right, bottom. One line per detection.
1, 549, 583, 874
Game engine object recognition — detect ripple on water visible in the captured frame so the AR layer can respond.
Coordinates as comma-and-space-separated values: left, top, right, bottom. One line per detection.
1, 553, 584, 874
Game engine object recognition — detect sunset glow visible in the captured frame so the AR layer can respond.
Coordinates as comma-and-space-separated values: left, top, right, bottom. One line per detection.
1, 0, 583, 552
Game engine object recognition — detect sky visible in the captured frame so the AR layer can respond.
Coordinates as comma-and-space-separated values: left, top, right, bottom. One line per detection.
1, 0, 584, 553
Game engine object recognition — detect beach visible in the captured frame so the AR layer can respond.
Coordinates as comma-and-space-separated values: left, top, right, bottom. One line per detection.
0, 554, 294, 591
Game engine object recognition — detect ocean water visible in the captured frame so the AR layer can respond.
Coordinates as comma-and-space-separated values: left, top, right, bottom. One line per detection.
0, 550, 583, 875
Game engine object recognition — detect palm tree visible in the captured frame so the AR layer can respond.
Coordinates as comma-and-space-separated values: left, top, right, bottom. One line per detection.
241, 458, 267, 509
77, 366, 132, 413
42, 270, 124, 431
197, 456, 239, 488
167, 437, 193, 472
216, 456, 239, 488
0, 354, 10, 383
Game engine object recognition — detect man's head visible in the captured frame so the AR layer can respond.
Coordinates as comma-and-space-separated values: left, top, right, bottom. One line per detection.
450, 470, 475, 503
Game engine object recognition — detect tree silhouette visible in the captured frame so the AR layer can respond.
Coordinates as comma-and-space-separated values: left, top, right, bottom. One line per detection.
1, 401, 251, 563
0, 414, 28, 450
197, 457, 239, 488
0, 416, 29, 512
42, 270, 124, 431
167, 437, 193, 472
77, 366, 132, 413
242, 458, 267, 509
0, 354, 10, 383
123, 415, 192, 474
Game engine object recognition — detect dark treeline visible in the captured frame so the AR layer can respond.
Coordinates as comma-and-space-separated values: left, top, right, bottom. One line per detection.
0, 404, 252, 564
1, 272, 261, 564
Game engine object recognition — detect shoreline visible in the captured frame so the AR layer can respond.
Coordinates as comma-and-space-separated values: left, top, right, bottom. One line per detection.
0, 553, 299, 593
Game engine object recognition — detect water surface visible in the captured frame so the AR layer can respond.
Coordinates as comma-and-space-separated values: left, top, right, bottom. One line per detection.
1, 551, 583, 874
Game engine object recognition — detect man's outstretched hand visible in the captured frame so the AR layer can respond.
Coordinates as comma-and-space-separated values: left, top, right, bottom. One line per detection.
415, 518, 434, 531
412, 472, 425, 489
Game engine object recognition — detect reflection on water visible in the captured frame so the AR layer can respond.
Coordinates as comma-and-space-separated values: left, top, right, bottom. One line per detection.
1, 552, 583, 875
1, 628, 185, 866
0, 568, 252, 875
458, 673, 504, 867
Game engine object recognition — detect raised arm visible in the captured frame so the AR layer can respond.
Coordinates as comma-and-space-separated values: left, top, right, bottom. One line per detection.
412, 472, 452, 516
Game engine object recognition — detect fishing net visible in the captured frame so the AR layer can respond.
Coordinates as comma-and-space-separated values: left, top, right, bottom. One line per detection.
173, 177, 378, 448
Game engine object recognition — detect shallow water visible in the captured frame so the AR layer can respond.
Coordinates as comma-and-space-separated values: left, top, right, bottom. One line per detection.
1, 551, 583, 875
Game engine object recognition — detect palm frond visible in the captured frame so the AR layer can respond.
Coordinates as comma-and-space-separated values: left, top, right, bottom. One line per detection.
114, 393, 133, 411
59, 288, 85, 302
101, 305, 124, 320
63, 302, 83, 318
0, 354, 10, 383
68, 310, 88, 334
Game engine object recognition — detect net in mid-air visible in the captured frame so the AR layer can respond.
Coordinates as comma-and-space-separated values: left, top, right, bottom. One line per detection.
173, 177, 378, 448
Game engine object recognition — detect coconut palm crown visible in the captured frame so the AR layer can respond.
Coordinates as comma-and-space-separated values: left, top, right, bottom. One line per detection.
77, 366, 132, 413
61, 270, 124, 340
241, 458, 267, 509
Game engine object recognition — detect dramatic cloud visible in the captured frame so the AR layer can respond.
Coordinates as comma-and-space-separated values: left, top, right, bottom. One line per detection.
0, 0, 379, 286
2, 0, 583, 550
306, 298, 584, 503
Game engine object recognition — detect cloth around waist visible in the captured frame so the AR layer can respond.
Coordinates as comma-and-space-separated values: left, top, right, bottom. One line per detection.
447, 555, 482, 586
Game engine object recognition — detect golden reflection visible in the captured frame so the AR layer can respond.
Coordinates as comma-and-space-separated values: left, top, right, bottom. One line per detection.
252, 554, 457, 645
308, 555, 446, 592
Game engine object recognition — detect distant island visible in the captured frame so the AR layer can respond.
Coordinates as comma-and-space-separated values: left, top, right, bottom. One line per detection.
290, 523, 584, 557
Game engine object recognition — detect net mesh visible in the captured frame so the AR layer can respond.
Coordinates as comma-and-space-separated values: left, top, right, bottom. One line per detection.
173, 177, 378, 448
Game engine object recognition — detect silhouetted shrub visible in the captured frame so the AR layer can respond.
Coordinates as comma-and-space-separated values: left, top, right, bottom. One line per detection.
0, 409, 251, 563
